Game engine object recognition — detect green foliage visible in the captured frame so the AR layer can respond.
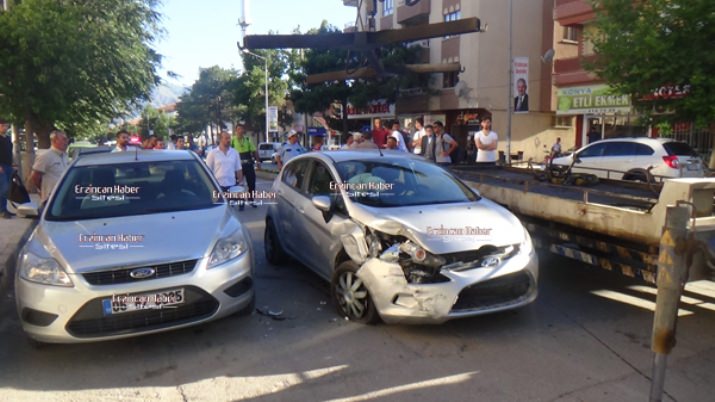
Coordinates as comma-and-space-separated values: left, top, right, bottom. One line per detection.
289, 21, 429, 131
588, 0, 715, 126
0, 0, 161, 147
139, 105, 174, 138
176, 66, 239, 134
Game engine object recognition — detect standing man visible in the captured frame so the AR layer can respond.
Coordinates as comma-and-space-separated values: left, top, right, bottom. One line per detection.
30, 129, 69, 206
389, 122, 409, 152
475, 117, 498, 164
231, 124, 260, 210
276, 130, 305, 170
166, 135, 177, 150
433, 121, 457, 166
550, 137, 562, 160
112, 130, 138, 152
371, 118, 390, 149
419, 125, 437, 163
411, 117, 425, 155
514, 78, 529, 112
206, 131, 244, 194
0, 118, 14, 218
176, 136, 185, 150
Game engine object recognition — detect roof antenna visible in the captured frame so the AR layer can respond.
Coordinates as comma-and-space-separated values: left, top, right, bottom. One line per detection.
134, 142, 139, 161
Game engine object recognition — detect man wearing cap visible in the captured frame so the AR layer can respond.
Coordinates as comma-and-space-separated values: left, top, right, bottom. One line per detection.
30, 129, 70, 205
0, 118, 14, 218
231, 124, 260, 210
276, 130, 305, 170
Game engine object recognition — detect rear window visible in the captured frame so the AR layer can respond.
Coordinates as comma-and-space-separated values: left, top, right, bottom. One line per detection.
663, 142, 697, 156
259, 144, 277, 150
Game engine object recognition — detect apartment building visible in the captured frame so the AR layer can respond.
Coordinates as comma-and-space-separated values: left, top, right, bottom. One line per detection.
343, 0, 560, 161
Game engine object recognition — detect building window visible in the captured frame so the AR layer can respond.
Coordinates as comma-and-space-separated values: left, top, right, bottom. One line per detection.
443, 71, 459, 89
382, 0, 394, 16
444, 10, 461, 39
552, 116, 573, 128
563, 26, 579, 42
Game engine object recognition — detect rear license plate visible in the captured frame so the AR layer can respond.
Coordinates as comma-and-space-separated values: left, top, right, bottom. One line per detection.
101, 288, 185, 315
687, 163, 700, 171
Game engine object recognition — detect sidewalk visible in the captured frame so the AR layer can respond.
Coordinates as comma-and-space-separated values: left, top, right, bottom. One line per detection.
0, 194, 39, 287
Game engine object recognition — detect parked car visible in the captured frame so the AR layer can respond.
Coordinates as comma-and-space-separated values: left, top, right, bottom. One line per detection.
258, 142, 281, 162
551, 137, 704, 180
264, 150, 538, 324
15, 150, 255, 343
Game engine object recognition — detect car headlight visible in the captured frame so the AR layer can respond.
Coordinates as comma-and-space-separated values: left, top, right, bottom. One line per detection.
19, 249, 73, 287
208, 229, 248, 268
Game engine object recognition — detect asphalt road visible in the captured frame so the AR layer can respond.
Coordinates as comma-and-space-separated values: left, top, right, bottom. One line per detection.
1, 177, 714, 401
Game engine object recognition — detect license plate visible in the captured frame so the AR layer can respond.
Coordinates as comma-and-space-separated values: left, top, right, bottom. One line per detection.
102, 288, 185, 316
687, 163, 700, 171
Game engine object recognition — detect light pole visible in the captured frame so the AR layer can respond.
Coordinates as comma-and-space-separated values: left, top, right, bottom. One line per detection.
241, 50, 270, 144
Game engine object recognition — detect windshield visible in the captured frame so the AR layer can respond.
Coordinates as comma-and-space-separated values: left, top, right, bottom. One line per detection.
46, 160, 220, 221
334, 158, 479, 207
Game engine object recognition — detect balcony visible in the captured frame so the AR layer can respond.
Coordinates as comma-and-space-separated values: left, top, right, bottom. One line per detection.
553, 55, 599, 86
397, 0, 430, 25
343, 0, 359, 6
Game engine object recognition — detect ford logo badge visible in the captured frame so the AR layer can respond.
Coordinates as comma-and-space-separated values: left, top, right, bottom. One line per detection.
130, 267, 155, 279
480, 256, 501, 268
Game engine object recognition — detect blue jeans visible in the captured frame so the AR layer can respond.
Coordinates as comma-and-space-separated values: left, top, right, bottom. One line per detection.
0, 164, 12, 213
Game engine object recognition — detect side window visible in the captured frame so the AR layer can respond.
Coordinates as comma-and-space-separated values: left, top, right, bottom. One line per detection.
604, 142, 635, 157
633, 143, 655, 156
281, 160, 309, 192
307, 161, 348, 216
307, 161, 334, 196
579, 143, 606, 158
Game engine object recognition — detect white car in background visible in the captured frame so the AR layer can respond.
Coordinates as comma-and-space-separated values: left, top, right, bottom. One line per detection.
258, 142, 281, 162
551, 137, 704, 181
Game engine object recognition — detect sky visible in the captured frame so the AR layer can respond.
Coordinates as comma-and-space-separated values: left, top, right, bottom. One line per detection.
155, 0, 358, 87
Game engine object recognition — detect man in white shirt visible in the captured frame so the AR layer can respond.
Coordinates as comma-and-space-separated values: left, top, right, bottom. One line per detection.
390, 122, 409, 152
30, 130, 70, 205
112, 130, 138, 152
475, 116, 498, 164
206, 131, 243, 192
411, 117, 425, 155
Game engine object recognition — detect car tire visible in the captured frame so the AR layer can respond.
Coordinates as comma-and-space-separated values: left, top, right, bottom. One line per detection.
623, 169, 655, 183
264, 219, 288, 265
331, 261, 379, 324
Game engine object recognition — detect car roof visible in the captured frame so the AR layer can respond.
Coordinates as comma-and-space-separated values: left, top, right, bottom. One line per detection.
295, 149, 424, 164
73, 149, 196, 167
587, 137, 682, 146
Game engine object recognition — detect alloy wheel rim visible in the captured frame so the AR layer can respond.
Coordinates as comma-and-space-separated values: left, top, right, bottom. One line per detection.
336, 271, 368, 319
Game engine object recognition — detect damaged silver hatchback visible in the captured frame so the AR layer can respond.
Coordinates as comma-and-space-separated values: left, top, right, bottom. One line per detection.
264, 150, 538, 324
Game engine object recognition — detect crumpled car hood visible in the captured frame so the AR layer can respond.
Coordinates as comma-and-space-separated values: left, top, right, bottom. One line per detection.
34, 206, 235, 273
349, 198, 524, 254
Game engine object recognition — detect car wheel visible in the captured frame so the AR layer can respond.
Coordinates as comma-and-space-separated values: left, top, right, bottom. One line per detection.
623, 169, 654, 183
331, 261, 379, 324
264, 219, 288, 265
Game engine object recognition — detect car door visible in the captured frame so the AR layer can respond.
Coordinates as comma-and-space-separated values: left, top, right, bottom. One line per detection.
572, 142, 607, 177
275, 159, 311, 259
602, 141, 637, 179
295, 160, 353, 279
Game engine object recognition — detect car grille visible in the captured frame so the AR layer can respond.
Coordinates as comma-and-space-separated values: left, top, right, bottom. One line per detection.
451, 271, 532, 312
66, 286, 218, 338
82, 259, 199, 285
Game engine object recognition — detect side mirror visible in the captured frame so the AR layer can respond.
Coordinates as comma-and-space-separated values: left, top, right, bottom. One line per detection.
312, 195, 333, 223
16, 202, 39, 217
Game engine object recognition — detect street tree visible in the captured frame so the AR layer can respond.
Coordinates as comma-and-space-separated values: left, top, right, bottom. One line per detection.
175, 66, 239, 141
289, 21, 428, 139
588, 0, 715, 126
139, 105, 174, 139
0, 0, 161, 148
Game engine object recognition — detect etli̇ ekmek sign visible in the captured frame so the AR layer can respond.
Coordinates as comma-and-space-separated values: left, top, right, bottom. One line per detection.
556, 84, 631, 115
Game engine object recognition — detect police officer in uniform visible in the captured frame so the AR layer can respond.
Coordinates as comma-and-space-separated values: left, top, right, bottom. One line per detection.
231, 124, 261, 210
276, 130, 305, 170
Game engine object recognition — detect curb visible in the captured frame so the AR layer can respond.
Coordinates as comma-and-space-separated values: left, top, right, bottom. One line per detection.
0, 219, 37, 295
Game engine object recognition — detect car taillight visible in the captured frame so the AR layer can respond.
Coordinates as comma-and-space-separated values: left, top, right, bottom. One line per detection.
663, 155, 680, 169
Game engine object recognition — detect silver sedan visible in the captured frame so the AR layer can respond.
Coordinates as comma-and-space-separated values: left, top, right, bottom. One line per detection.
15, 150, 255, 343
264, 150, 538, 324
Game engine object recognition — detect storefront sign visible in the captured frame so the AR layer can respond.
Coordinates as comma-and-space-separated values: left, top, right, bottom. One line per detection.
642, 84, 691, 101
346, 99, 395, 120
556, 84, 632, 115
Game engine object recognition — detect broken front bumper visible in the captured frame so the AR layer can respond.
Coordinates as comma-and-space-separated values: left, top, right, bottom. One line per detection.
356, 246, 538, 324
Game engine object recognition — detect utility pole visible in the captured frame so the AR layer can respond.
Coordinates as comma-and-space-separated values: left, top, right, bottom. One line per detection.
506, 0, 513, 165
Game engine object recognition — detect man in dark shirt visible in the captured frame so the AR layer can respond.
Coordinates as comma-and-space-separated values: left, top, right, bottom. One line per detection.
0, 118, 15, 218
